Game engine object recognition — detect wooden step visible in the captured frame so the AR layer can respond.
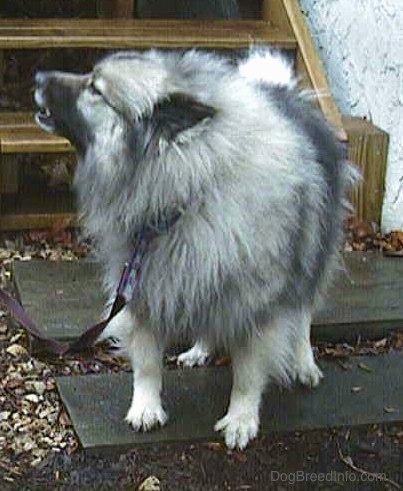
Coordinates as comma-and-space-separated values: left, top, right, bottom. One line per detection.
0, 112, 37, 128
0, 19, 297, 50
0, 112, 72, 154
56, 351, 403, 452
0, 112, 75, 230
0, 213, 75, 231
0, 189, 76, 230
0, 126, 72, 154
0, 113, 389, 229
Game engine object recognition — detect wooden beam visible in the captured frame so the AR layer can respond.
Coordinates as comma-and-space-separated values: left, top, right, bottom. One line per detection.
0, 186, 76, 230
0, 213, 76, 231
0, 154, 19, 194
343, 116, 388, 224
0, 112, 37, 128
0, 127, 73, 154
0, 49, 4, 86
284, 0, 346, 139
262, 0, 293, 33
263, 0, 346, 140
0, 19, 296, 50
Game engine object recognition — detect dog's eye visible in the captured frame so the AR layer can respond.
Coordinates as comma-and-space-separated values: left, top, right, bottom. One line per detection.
87, 80, 102, 97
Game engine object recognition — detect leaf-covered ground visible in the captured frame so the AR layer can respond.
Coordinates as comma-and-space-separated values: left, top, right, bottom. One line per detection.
0, 227, 402, 490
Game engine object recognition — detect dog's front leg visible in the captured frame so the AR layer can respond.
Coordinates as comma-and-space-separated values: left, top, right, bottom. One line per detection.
214, 337, 265, 450
125, 321, 167, 432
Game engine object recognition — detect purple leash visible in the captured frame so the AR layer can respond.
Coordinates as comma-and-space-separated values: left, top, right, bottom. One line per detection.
117, 234, 149, 301
0, 228, 157, 356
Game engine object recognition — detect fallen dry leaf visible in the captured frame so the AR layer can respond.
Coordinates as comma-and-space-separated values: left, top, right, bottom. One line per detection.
232, 451, 248, 463
357, 362, 373, 373
58, 410, 72, 426
25, 380, 46, 395
204, 442, 225, 452
395, 332, 403, 349
6, 344, 28, 357
373, 338, 388, 349
384, 406, 399, 414
24, 393, 41, 404
214, 356, 231, 367
138, 476, 161, 491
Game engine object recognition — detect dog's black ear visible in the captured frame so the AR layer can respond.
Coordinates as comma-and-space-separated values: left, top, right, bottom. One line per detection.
152, 93, 216, 140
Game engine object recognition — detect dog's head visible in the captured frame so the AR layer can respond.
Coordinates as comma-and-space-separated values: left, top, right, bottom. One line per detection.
34, 51, 216, 156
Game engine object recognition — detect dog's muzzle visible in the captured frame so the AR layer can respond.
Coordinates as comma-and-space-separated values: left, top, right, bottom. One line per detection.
34, 71, 57, 132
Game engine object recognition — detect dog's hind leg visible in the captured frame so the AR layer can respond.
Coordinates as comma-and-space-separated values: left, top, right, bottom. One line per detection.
177, 339, 211, 367
123, 311, 167, 431
294, 308, 323, 387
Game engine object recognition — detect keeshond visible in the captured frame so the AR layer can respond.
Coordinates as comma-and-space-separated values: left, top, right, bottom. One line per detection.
35, 49, 356, 449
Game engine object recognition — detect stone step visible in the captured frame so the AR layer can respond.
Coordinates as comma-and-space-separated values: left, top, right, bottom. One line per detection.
11, 251, 403, 450
13, 252, 403, 344
56, 352, 403, 452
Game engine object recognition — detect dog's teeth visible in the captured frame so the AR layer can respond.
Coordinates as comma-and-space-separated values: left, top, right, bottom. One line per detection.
39, 107, 52, 118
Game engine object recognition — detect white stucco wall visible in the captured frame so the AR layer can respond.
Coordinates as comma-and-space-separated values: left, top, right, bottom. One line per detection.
299, 0, 403, 231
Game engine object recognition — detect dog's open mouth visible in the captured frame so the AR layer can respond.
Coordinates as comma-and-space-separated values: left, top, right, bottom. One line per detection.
35, 105, 56, 132
34, 84, 57, 133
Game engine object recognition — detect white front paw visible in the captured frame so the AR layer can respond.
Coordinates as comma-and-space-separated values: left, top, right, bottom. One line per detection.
297, 361, 324, 387
177, 344, 210, 367
214, 409, 259, 450
295, 352, 324, 388
125, 398, 168, 432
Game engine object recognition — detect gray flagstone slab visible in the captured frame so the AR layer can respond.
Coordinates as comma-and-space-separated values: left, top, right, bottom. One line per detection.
56, 352, 403, 453
13, 252, 403, 343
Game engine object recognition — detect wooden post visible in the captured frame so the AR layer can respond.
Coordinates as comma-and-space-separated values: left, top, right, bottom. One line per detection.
0, 154, 19, 194
262, 0, 293, 31
0, 50, 4, 86
264, 1, 389, 225
263, 0, 346, 140
343, 116, 389, 224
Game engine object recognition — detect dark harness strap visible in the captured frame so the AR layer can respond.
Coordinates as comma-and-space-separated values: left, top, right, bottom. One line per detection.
0, 213, 180, 356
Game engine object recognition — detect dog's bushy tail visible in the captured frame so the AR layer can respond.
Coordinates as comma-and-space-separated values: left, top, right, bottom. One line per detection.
238, 48, 296, 89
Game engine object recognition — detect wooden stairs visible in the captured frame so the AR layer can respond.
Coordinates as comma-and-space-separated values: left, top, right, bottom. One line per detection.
0, 0, 388, 230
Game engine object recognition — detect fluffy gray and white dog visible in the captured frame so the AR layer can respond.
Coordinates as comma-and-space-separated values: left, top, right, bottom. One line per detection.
34, 48, 356, 449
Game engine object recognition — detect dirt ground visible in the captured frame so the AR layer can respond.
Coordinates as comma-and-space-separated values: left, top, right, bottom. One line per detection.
2, 423, 403, 490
